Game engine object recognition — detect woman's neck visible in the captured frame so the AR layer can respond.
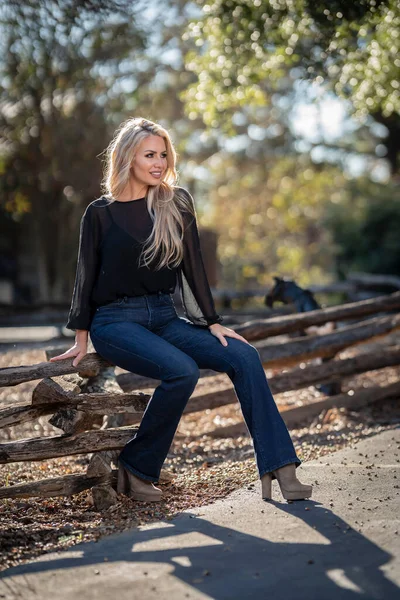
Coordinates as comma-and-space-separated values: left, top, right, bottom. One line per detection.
116, 181, 148, 202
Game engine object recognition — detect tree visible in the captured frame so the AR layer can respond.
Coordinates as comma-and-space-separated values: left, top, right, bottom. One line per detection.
0, 0, 153, 302
181, 0, 400, 175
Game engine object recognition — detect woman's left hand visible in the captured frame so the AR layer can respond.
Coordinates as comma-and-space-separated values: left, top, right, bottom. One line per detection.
208, 323, 252, 347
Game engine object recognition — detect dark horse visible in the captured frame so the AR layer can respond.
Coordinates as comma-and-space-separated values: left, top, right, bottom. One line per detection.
265, 276, 341, 396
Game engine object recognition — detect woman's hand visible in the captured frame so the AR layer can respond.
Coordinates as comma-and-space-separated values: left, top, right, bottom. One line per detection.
208, 323, 251, 347
49, 330, 88, 368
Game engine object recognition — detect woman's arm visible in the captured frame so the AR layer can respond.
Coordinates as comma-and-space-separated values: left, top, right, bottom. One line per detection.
66, 204, 100, 331
50, 204, 100, 366
180, 188, 224, 326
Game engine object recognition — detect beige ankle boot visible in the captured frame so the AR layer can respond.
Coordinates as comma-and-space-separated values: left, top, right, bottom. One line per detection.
117, 462, 162, 502
261, 473, 273, 500
272, 463, 312, 500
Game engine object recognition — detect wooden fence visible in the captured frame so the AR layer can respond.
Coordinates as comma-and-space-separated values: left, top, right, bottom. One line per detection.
1, 290, 400, 510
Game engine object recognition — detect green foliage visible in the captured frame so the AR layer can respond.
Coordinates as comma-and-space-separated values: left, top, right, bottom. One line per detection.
200, 152, 342, 289
0, 0, 149, 215
323, 178, 400, 276
181, 0, 400, 161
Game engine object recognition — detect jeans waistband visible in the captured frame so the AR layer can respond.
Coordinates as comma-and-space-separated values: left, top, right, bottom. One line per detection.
110, 291, 172, 306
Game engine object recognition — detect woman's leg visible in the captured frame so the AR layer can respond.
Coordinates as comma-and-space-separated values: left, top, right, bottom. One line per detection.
158, 317, 301, 478
90, 320, 200, 482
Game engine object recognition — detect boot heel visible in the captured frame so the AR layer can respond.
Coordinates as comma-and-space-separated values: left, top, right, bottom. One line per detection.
117, 463, 129, 494
261, 473, 272, 500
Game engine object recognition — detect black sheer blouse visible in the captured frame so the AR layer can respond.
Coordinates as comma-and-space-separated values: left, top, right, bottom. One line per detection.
66, 187, 224, 331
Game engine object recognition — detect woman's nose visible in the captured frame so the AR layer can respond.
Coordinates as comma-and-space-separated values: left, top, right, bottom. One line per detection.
154, 158, 166, 169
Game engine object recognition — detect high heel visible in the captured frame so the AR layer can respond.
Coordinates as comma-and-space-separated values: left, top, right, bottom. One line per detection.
117, 463, 129, 494
117, 460, 162, 502
261, 473, 272, 500
272, 463, 312, 500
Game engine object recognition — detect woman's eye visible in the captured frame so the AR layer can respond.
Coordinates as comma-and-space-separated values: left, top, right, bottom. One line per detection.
146, 154, 167, 158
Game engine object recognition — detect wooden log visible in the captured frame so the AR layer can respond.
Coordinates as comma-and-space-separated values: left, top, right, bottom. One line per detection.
209, 379, 400, 437
31, 375, 82, 404
31, 377, 150, 411
256, 313, 400, 368
0, 392, 149, 429
91, 483, 118, 510
235, 291, 400, 341
76, 392, 149, 414
0, 403, 61, 429
0, 354, 110, 388
49, 408, 99, 435
0, 472, 111, 498
3, 295, 399, 389
87, 452, 113, 476
269, 344, 400, 393
0, 426, 138, 464
6, 343, 397, 431
0, 466, 175, 499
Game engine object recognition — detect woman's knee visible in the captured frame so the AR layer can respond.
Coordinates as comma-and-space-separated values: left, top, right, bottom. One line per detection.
228, 339, 261, 371
171, 360, 200, 386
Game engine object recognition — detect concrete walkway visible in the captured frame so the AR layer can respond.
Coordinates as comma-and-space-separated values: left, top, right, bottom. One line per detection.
1, 428, 399, 600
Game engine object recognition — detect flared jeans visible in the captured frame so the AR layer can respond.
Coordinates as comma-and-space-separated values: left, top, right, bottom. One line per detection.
90, 292, 301, 483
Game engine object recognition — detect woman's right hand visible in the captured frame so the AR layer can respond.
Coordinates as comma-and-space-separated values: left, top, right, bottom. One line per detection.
49, 331, 88, 368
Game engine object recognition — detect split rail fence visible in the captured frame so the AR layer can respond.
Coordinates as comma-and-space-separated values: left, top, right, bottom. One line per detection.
1, 291, 400, 510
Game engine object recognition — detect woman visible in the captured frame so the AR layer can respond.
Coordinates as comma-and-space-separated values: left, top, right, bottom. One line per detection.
50, 117, 312, 503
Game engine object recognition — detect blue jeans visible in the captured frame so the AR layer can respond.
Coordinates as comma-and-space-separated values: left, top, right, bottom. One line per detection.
90, 292, 301, 483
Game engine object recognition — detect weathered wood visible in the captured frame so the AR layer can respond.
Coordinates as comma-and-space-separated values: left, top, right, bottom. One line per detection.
0, 392, 149, 429
269, 344, 400, 393
49, 408, 98, 435
0, 354, 110, 388
0, 472, 111, 498
87, 452, 113, 476
4, 344, 399, 431
210, 380, 400, 437
235, 291, 400, 341
91, 483, 118, 510
31, 375, 81, 405
0, 403, 60, 429
31, 377, 150, 411
3, 294, 400, 390
256, 313, 400, 368
76, 392, 149, 414
0, 426, 138, 464
0, 466, 175, 499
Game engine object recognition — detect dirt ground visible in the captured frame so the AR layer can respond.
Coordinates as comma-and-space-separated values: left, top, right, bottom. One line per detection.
1, 336, 400, 572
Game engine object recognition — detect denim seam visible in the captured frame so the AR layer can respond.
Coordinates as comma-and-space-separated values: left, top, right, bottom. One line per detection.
90, 329, 162, 378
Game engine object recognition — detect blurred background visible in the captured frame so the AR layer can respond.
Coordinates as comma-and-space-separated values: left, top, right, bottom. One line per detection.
1, 0, 400, 331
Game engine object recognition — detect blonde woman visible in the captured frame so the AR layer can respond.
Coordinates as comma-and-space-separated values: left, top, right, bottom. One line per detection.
50, 117, 312, 503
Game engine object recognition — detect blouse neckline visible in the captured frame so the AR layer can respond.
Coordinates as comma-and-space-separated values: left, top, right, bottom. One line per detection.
112, 197, 146, 204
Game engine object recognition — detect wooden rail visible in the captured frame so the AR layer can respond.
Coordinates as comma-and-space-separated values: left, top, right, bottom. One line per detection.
1, 291, 399, 509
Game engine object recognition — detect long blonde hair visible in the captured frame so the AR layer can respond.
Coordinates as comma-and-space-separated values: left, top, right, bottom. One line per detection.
101, 117, 194, 270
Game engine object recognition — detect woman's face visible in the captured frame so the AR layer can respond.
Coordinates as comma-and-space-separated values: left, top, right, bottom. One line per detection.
131, 134, 168, 187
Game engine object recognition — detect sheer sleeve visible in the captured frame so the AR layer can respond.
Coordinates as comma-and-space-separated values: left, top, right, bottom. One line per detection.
66, 204, 100, 331
180, 189, 223, 327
